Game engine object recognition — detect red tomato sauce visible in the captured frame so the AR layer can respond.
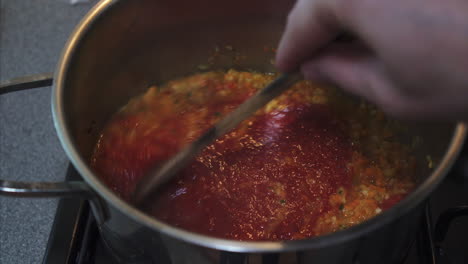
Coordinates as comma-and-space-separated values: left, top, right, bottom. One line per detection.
91, 70, 416, 240
150, 104, 352, 240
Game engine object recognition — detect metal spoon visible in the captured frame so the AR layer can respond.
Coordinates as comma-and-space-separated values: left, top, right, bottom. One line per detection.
132, 72, 302, 206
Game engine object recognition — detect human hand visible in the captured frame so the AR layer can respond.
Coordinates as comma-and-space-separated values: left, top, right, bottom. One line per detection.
276, 0, 468, 120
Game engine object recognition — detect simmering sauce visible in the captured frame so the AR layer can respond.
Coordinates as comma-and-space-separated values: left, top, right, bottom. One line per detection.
91, 70, 416, 240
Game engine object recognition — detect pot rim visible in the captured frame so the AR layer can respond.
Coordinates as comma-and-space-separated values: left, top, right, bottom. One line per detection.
52, 0, 467, 253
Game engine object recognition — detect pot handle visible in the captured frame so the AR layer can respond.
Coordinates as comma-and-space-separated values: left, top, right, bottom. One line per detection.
0, 179, 108, 224
0, 74, 109, 224
0, 72, 54, 94
0, 180, 91, 198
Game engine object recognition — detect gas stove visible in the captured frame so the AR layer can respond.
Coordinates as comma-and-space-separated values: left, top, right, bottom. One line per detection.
42, 146, 468, 264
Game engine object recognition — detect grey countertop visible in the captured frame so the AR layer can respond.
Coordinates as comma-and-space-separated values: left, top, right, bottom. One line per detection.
0, 1, 93, 263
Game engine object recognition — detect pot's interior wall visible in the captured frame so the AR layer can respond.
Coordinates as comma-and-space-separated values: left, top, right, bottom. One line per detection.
62, 0, 458, 187
64, 0, 294, 160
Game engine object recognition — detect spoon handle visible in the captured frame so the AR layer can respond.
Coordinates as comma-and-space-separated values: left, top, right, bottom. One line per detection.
133, 72, 302, 206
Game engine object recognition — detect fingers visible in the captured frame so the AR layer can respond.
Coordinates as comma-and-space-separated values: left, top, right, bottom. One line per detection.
275, 0, 341, 72
301, 44, 380, 100
300, 44, 420, 118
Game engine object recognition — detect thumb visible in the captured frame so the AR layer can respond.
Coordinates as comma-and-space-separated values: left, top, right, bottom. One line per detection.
275, 0, 340, 72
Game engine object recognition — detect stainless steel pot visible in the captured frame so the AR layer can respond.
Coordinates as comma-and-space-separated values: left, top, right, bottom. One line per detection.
1, 0, 466, 263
